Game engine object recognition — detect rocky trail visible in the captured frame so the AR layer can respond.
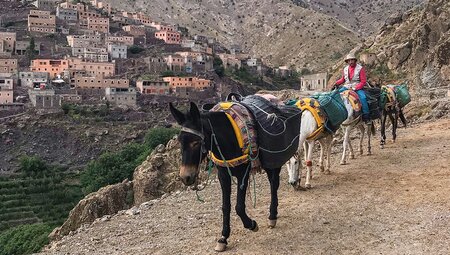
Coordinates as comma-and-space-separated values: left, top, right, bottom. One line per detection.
41, 119, 450, 255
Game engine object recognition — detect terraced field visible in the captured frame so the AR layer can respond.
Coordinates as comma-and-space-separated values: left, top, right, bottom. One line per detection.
0, 172, 83, 232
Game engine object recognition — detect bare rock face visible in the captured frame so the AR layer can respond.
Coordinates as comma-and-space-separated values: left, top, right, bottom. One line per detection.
133, 137, 183, 205
387, 42, 412, 69
49, 180, 133, 241
385, 12, 403, 26
363, 0, 450, 94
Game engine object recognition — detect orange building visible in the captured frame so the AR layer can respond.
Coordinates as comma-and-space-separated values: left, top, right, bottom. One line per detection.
31, 59, 69, 78
28, 10, 56, 33
0, 59, 18, 73
87, 17, 109, 34
155, 31, 181, 44
163, 76, 211, 90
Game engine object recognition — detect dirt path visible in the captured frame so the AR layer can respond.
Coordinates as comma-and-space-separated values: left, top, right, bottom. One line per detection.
42, 119, 450, 255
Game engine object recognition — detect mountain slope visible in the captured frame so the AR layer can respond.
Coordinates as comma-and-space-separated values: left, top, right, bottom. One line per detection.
111, 0, 361, 72
365, 0, 449, 92
302, 0, 425, 35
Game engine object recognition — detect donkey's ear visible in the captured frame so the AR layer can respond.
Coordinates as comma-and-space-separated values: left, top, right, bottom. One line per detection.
169, 103, 185, 124
189, 102, 201, 123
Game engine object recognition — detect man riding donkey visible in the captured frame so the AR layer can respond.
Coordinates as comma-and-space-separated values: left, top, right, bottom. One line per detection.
332, 53, 371, 124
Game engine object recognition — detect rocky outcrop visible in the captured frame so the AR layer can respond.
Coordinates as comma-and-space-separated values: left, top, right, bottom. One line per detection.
49, 180, 133, 241
368, 0, 450, 92
133, 137, 183, 205
387, 41, 412, 69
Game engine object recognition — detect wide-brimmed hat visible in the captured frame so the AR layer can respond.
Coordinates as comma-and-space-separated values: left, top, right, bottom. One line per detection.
344, 53, 357, 62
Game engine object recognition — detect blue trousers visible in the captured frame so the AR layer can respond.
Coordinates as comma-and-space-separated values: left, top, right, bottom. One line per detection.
356, 89, 369, 117
338, 87, 370, 118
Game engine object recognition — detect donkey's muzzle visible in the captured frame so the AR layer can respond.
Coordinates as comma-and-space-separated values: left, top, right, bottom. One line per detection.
179, 165, 197, 186
181, 174, 196, 186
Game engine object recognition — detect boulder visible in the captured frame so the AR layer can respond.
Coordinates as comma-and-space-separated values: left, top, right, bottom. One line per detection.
133, 138, 183, 205
49, 180, 133, 241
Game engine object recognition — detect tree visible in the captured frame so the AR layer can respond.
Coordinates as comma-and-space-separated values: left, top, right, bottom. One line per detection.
213, 56, 224, 77
19, 156, 48, 176
26, 37, 37, 60
129, 45, 144, 54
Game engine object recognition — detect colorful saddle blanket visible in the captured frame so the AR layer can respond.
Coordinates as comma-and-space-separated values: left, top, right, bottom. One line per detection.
209, 102, 260, 171
341, 90, 362, 113
295, 98, 326, 140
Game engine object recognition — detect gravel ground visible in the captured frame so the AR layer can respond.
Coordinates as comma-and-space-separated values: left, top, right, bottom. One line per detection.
40, 119, 450, 255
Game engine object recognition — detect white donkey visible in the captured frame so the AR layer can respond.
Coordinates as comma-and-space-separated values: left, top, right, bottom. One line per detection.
286, 104, 334, 189
338, 91, 376, 165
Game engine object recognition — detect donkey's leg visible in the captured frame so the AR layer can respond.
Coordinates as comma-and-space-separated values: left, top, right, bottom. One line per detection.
305, 140, 315, 188
366, 122, 372, 155
318, 138, 325, 173
324, 135, 333, 174
348, 133, 355, 159
358, 124, 365, 155
215, 168, 232, 252
266, 167, 281, 228
392, 111, 398, 142
235, 167, 257, 232
399, 108, 407, 128
380, 110, 387, 148
340, 126, 351, 165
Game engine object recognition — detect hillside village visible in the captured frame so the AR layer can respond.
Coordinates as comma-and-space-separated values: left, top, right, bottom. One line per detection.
1, 0, 296, 115
0, 0, 449, 254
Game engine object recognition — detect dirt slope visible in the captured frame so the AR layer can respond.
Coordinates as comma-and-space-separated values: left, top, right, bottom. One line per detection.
41, 119, 450, 255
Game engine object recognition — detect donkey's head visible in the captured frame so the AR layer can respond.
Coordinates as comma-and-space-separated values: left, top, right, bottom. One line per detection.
169, 102, 208, 186
286, 153, 300, 186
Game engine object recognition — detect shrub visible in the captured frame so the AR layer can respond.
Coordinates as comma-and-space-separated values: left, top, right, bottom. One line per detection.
80, 127, 179, 194
144, 127, 179, 151
129, 45, 144, 54
0, 223, 52, 255
19, 156, 48, 177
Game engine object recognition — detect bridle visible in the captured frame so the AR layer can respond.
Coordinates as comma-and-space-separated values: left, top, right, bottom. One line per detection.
180, 125, 208, 190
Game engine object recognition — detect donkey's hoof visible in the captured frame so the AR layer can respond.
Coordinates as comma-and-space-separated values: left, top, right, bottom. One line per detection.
214, 242, 227, 252
350, 155, 356, 159
340, 161, 346, 165
295, 185, 307, 191
324, 170, 331, 175
367, 152, 372, 156
251, 221, 259, 232
305, 183, 312, 189
268, 219, 277, 228
320, 166, 325, 172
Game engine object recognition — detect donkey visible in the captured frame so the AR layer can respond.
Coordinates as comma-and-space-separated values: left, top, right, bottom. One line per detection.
380, 85, 407, 148
339, 91, 376, 165
286, 106, 334, 189
169, 102, 286, 252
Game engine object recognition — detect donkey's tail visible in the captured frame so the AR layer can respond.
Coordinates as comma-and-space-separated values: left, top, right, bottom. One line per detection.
399, 109, 407, 128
